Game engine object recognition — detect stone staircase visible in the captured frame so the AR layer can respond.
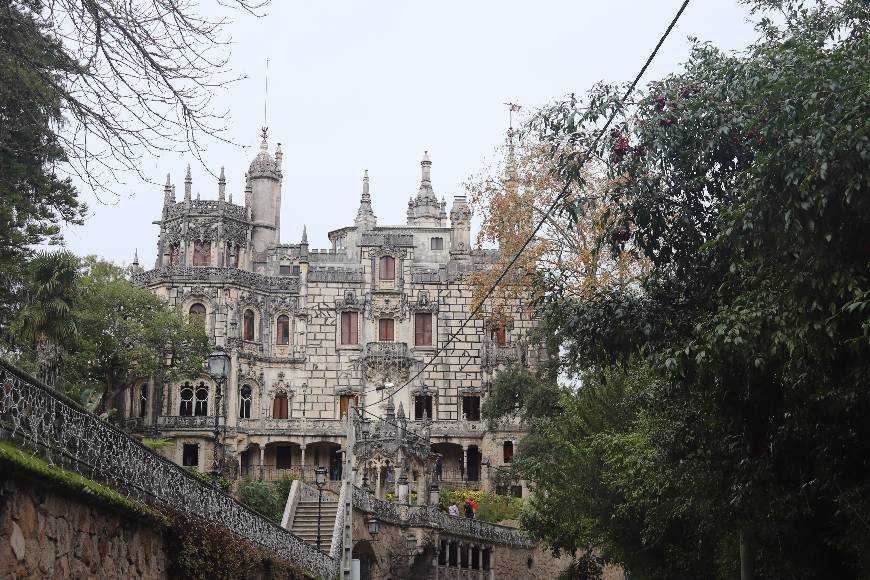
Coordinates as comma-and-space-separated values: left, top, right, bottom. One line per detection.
289, 499, 339, 553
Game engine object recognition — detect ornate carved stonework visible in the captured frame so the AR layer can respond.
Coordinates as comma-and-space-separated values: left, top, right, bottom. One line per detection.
409, 290, 439, 314
364, 292, 408, 321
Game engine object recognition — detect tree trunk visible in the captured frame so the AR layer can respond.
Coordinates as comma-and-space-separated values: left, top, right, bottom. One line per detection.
740, 530, 753, 580
35, 333, 63, 388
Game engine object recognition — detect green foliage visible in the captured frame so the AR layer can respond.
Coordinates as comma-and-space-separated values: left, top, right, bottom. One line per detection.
187, 468, 232, 493
61, 256, 210, 412
141, 438, 173, 452
437, 489, 524, 524
167, 512, 307, 580
237, 479, 283, 523
481, 365, 561, 427
0, 1, 85, 333
517, 1, 870, 578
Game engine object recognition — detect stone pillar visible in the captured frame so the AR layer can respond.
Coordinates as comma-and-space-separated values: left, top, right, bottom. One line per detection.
375, 466, 382, 499
300, 445, 307, 480
416, 472, 428, 505
259, 446, 265, 480
397, 473, 410, 505
462, 446, 468, 482
429, 483, 440, 507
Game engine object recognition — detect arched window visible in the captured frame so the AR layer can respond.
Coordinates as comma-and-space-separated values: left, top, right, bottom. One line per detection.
243, 309, 255, 341
193, 240, 211, 266
139, 384, 148, 418
179, 385, 194, 416
273, 391, 289, 419
503, 441, 514, 463
194, 384, 208, 416
169, 243, 180, 266
239, 385, 252, 419
379, 255, 395, 280
276, 314, 290, 345
189, 303, 206, 330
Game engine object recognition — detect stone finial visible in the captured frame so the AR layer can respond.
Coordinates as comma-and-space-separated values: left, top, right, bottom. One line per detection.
133, 249, 139, 265
275, 142, 283, 169
301, 225, 308, 245
362, 169, 370, 200
163, 173, 174, 206
260, 127, 268, 151
218, 166, 226, 202
184, 164, 192, 202
355, 170, 377, 229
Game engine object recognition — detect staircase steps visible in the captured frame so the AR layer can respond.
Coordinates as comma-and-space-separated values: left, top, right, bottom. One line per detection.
290, 500, 339, 553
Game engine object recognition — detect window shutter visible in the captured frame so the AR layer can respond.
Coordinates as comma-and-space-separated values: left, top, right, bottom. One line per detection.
415, 314, 432, 346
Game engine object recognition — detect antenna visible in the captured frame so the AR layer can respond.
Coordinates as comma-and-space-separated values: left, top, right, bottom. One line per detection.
264, 57, 270, 128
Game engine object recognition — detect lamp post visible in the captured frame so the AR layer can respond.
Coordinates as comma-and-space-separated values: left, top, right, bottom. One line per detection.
315, 465, 327, 551
366, 513, 380, 541
207, 345, 230, 479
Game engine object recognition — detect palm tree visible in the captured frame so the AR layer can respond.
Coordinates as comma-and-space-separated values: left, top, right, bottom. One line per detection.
19, 250, 80, 387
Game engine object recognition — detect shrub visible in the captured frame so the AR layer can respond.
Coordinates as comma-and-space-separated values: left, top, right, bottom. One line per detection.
238, 479, 281, 522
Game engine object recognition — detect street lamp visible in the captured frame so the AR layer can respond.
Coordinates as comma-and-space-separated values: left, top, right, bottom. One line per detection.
207, 345, 230, 479
315, 465, 327, 551
366, 513, 380, 541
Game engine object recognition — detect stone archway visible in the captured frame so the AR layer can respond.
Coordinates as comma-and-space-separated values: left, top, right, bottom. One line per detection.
352, 540, 377, 580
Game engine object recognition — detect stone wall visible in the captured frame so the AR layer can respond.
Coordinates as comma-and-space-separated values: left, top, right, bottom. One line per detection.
0, 475, 168, 579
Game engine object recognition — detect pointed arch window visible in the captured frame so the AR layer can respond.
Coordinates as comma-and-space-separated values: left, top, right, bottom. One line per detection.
276, 315, 290, 345
243, 309, 255, 341
194, 384, 209, 416
179, 384, 194, 416
239, 385, 252, 419
189, 303, 206, 330
193, 240, 211, 266
379, 255, 395, 280
273, 391, 289, 419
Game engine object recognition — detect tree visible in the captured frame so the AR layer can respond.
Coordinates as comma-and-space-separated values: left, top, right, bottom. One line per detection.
494, 1, 870, 578
61, 257, 209, 414
0, 2, 85, 333
16, 250, 80, 386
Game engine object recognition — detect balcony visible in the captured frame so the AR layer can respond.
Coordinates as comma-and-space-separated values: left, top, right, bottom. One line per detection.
482, 342, 523, 370
362, 341, 414, 382
157, 415, 212, 429
236, 417, 345, 436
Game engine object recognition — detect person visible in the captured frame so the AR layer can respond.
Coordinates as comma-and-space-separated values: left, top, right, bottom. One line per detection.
464, 499, 474, 519
448, 503, 459, 517
469, 497, 477, 516
434, 455, 443, 482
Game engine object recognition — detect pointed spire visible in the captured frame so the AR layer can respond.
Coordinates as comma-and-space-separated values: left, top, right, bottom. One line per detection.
184, 164, 192, 202
397, 401, 406, 421
218, 166, 226, 202
163, 173, 174, 206
301, 225, 308, 244
355, 170, 377, 229
275, 142, 283, 169
133, 248, 139, 265
505, 128, 519, 185
260, 127, 268, 151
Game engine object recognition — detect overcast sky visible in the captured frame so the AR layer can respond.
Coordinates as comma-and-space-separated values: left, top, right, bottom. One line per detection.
61, 0, 760, 268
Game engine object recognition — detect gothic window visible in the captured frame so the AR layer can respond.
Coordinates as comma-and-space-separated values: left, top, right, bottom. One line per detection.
279, 264, 291, 275
430, 237, 444, 250
243, 309, 255, 341
276, 446, 293, 470
462, 395, 481, 421
340, 311, 358, 345
225, 243, 239, 268
339, 394, 358, 418
169, 243, 180, 266
179, 385, 194, 416
182, 443, 199, 467
193, 240, 211, 266
239, 385, 252, 419
415, 313, 432, 346
503, 441, 514, 463
194, 384, 209, 416
139, 384, 148, 418
414, 394, 432, 420
189, 303, 206, 330
490, 323, 507, 347
276, 315, 290, 345
378, 318, 394, 342
273, 391, 289, 419
379, 255, 395, 280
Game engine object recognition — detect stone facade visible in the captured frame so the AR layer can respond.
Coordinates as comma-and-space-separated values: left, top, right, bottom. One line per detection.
0, 476, 168, 579
127, 130, 538, 495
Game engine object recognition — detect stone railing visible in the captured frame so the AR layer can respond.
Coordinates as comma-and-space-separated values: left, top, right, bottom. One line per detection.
165, 200, 248, 221
236, 417, 345, 436
132, 266, 300, 293
0, 360, 335, 580
307, 267, 364, 283
351, 486, 533, 548
158, 415, 212, 429
360, 232, 415, 247
428, 419, 485, 438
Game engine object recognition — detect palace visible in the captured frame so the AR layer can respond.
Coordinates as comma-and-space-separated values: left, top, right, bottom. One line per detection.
126, 129, 539, 497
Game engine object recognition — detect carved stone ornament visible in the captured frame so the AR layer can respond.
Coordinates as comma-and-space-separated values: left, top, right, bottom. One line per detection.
364, 292, 408, 321
334, 290, 361, 311
367, 246, 407, 260
409, 290, 439, 314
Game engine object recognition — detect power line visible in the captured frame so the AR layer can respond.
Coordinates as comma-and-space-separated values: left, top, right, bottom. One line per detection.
361, 0, 692, 408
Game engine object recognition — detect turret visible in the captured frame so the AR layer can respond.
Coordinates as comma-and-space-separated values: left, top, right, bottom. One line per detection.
406, 151, 442, 227
184, 164, 192, 203
218, 166, 226, 204
450, 196, 471, 255
247, 128, 283, 256
355, 170, 377, 230
299, 225, 309, 261
163, 174, 174, 209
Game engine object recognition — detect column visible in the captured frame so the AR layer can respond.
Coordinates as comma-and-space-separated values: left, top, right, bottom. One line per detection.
259, 446, 265, 480
416, 472, 428, 505
462, 446, 468, 482
300, 445, 307, 480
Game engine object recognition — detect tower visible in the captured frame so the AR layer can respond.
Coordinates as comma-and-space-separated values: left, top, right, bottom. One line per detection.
247, 128, 283, 258
406, 151, 442, 227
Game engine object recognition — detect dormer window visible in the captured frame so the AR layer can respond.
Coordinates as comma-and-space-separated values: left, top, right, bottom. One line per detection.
430, 237, 444, 250
379, 256, 395, 280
